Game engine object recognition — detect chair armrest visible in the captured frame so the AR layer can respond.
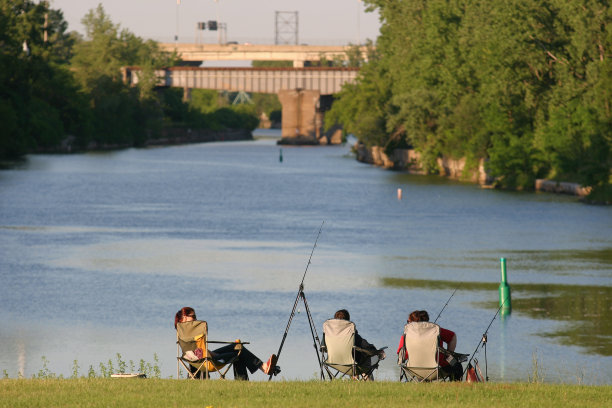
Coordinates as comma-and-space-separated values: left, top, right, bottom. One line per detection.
438, 347, 469, 364
354, 346, 387, 357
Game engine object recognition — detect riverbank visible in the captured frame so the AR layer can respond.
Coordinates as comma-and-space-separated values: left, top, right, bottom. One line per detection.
354, 142, 604, 201
34, 128, 253, 154
1, 379, 609, 407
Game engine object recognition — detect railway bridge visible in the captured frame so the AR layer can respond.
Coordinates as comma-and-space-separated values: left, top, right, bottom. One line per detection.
123, 66, 359, 144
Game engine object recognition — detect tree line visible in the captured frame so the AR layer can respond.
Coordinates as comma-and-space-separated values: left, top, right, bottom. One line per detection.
327, 0, 611, 199
0, 1, 260, 162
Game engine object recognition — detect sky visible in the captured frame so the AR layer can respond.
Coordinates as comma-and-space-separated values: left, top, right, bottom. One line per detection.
49, 0, 381, 46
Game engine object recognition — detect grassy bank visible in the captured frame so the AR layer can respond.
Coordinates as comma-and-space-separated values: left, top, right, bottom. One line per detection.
1, 379, 610, 408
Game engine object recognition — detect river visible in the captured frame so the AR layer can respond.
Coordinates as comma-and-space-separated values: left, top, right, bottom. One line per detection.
0, 130, 610, 383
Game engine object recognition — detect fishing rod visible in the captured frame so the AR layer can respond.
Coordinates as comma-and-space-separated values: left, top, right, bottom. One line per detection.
433, 286, 460, 324
298, 221, 324, 290
269, 221, 325, 381
464, 295, 509, 381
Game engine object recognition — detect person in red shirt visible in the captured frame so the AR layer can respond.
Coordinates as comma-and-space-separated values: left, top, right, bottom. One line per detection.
397, 310, 463, 381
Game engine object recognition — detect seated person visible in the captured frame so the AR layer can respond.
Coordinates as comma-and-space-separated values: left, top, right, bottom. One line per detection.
397, 310, 462, 381
323, 309, 386, 367
175, 307, 280, 380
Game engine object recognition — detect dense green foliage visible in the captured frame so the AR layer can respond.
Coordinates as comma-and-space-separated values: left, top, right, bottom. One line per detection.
252, 60, 293, 68
159, 88, 258, 131
68, 5, 175, 148
0, 0, 83, 157
0, 1, 258, 161
328, 0, 611, 196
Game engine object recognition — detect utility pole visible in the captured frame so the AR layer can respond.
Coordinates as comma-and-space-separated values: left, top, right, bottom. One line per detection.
356, 0, 361, 45
175, 0, 180, 43
214, 0, 220, 44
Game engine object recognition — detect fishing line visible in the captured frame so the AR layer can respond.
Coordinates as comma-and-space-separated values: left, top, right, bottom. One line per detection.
433, 285, 462, 324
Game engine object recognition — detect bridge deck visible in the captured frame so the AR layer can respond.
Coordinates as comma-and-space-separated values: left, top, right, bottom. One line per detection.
158, 43, 369, 66
124, 67, 359, 95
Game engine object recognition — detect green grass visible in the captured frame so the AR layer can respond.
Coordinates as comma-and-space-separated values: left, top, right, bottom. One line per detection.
0, 379, 610, 408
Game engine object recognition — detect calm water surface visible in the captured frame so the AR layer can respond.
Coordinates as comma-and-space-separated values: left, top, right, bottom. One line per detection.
1, 131, 610, 383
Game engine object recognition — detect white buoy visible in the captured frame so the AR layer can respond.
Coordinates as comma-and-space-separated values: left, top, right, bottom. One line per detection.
397, 188, 403, 200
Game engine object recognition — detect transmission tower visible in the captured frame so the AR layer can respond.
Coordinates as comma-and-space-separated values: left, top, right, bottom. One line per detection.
275, 11, 298, 45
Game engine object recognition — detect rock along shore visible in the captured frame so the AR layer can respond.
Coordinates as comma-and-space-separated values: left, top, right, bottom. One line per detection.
354, 143, 592, 198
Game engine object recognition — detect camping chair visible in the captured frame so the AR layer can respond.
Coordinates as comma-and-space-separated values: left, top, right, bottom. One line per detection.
321, 318, 384, 381
176, 320, 248, 380
398, 321, 467, 382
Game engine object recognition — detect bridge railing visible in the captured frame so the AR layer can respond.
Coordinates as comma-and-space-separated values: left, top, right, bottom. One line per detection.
123, 67, 360, 95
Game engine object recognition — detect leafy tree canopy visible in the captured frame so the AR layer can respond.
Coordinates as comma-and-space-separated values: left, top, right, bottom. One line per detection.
330, 0, 610, 197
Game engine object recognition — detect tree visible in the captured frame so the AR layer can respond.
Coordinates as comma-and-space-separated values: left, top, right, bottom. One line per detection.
0, 0, 88, 158
70, 4, 176, 146
332, 0, 610, 198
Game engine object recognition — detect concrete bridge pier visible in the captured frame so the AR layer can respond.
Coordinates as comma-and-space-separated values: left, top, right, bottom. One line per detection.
278, 89, 321, 144
277, 90, 343, 145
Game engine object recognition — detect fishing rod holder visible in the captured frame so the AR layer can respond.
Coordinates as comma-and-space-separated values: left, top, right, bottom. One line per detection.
270, 222, 325, 381
271, 284, 323, 381
482, 333, 489, 381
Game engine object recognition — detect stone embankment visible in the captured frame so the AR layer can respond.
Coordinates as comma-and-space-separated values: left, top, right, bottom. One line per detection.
354, 143, 493, 185
355, 143, 591, 197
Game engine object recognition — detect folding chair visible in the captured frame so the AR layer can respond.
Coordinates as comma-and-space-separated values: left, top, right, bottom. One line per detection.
321, 318, 384, 381
176, 320, 248, 379
398, 321, 453, 382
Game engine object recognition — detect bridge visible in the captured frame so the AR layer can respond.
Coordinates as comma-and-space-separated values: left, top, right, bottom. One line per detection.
158, 43, 370, 68
124, 66, 360, 144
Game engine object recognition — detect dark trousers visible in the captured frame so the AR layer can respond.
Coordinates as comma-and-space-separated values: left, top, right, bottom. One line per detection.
210, 344, 263, 380
441, 363, 464, 381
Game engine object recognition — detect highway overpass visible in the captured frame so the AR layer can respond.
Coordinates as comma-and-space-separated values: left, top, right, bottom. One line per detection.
158, 43, 370, 67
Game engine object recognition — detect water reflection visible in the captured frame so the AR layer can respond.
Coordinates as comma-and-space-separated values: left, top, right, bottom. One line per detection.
18, 340, 25, 378
387, 247, 611, 279
382, 277, 612, 356
499, 315, 508, 381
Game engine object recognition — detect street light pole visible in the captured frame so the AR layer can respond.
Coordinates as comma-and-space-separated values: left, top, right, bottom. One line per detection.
214, 0, 220, 44
356, 0, 361, 45
175, 0, 180, 43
